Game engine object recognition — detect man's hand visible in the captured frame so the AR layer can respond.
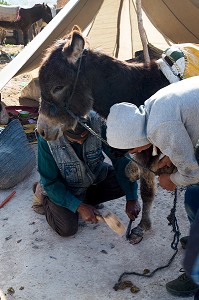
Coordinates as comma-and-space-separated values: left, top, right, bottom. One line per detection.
158, 173, 176, 191
77, 203, 99, 222
126, 200, 141, 221
158, 156, 172, 169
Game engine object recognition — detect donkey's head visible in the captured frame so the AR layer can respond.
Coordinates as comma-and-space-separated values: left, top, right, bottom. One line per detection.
37, 26, 93, 140
41, 4, 53, 24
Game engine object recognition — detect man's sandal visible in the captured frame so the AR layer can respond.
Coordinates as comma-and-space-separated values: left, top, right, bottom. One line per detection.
32, 182, 45, 215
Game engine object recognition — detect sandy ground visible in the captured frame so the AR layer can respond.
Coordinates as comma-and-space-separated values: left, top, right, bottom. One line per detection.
0, 45, 194, 300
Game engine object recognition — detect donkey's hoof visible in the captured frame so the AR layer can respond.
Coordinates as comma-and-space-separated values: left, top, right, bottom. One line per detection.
129, 226, 144, 245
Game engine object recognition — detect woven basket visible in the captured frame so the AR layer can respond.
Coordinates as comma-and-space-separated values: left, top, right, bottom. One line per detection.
0, 119, 36, 189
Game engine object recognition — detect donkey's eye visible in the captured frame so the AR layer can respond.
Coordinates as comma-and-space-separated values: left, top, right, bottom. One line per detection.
51, 85, 70, 100
52, 86, 65, 94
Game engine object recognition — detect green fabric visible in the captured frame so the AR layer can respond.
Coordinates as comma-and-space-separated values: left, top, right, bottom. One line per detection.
168, 50, 184, 62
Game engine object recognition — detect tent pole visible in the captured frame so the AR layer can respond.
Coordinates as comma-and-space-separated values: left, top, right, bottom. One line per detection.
136, 0, 150, 65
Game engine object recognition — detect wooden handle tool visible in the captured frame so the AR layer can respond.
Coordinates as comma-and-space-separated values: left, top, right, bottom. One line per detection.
0, 191, 16, 209
96, 210, 126, 236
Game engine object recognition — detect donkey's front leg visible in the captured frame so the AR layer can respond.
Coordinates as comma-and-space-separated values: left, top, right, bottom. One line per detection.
129, 170, 156, 244
139, 170, 156, 231
128, 148, 159, 244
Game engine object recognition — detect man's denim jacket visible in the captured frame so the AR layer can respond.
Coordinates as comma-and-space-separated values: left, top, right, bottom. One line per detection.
48, 112, 108, 198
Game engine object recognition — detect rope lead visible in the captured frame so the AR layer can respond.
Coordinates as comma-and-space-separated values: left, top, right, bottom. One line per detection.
114, 187, 180, 290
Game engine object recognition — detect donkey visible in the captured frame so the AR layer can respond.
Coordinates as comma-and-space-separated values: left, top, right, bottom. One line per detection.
0, 4, 52, 46
37, 27, 188, 244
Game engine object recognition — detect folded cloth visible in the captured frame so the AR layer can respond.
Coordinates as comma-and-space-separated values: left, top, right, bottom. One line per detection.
157, 43, 199, 83
0, 119, 36, 189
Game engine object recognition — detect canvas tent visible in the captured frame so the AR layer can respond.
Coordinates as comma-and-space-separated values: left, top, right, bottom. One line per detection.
142, 0, 199, 44
85, 0, 172, 60
1, 0, 199, 91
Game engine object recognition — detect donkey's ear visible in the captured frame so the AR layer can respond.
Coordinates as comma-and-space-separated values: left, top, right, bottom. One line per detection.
72, 25, 82, 33
62, 31, 85, 64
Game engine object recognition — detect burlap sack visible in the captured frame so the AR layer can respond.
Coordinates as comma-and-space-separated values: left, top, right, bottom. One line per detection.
0, 119, 36, 189
20, 78, 41, 102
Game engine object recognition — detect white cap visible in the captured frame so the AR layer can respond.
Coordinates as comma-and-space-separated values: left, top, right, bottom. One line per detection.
106, 102, 149, 149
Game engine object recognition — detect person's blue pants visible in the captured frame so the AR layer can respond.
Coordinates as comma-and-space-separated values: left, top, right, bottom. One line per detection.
183, 184, 199, 287
184, 184, 199, 224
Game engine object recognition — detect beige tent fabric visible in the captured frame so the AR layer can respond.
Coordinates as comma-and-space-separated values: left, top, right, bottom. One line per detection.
86, 0, 144, 59
87, 0, 123, 57
142, 0, 199, 43
86, 0, 171, 61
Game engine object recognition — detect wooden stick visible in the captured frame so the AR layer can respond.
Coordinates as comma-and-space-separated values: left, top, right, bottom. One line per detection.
0, 191, 16, 208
